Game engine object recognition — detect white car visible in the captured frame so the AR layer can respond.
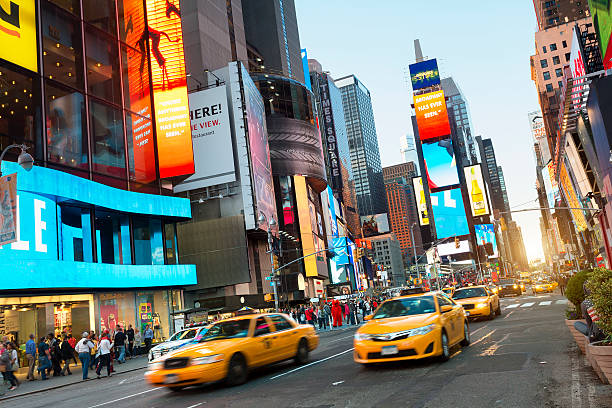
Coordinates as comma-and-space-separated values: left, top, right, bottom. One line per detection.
148, 325, 209, 361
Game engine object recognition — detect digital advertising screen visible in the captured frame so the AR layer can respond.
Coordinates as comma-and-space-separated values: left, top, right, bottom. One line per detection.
474, 224, 498, 259
145, 0, 194, 178
412, 177, 430, 226
589, 0, 612, 70
559, 161, 588, 231
408, 58, 440, 90
422, 139, 459, 190
0, 0, 37, 72
463, 164, 490, 217
414, 90, 451, 141
360, 213, 390, 237
430, 188, 470, 239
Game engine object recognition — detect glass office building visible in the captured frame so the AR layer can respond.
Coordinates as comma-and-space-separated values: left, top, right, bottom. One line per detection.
0, 0, 195, 348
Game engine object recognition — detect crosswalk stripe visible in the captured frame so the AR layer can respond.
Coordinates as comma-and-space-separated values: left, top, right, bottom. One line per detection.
556, 299, 568, 304
505, 304, 519, 309
539, 301, 552, 306
520, 302, 535, 308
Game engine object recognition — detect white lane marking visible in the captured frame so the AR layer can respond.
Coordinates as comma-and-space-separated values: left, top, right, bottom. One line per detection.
186, 403, 204, 408
119, 378, 127, 385
520, 302, 535, 308
471, 329, 496, 346
505, 304, 519, 309
332, 380, 344, 386
556, 299, 568, 304
269, 348, 354, 380
539, 301, 552, 306
503, 311, 515, 320
88, 388, 161, 408
470, 326, 486, 336
327, 335, 355, 344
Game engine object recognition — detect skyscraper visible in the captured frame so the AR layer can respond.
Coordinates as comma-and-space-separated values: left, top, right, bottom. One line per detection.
441, 77, 479, 166
477, 137, 510, 218
533, 0, 590, 30
335, 74, 387, 217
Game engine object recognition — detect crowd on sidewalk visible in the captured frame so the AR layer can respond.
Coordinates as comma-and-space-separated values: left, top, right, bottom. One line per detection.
0, 323, 156, 395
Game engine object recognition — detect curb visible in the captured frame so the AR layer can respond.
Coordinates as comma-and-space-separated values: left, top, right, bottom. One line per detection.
0, 364, 148, 401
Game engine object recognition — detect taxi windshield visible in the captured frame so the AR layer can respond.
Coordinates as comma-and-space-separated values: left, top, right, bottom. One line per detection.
372, 296, 436, 319
452, 287, 487, 299
199, 319, 251, 341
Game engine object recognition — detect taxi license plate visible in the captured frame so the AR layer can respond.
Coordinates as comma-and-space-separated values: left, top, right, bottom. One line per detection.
164, 374, 180, 384
381, 346, 398, 356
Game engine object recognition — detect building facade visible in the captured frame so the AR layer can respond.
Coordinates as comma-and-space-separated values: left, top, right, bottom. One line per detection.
370, 234, 405, 287
441, 77, 479, 167
335, 74, 387, 217
533, 0, 590, 30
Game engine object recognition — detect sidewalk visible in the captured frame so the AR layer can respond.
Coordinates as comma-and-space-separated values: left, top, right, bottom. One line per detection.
0, 355, 148, 401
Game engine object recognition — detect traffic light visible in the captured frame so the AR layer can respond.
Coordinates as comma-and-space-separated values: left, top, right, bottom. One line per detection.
264, 293, 274, 302
272, 255, 279, 271
455, 237, 460, 248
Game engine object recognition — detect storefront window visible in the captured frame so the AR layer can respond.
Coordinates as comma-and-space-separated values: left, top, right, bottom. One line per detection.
60, 205, 93, 262
95, 210, 131, 264
99, 293, 136, 333
0, 64, 43, 161
83, 0, 117, 34
41, 3, 84, 90
86, 27, 122, 105
136, 291, 171, 342
47, 0, 81, 15
89, 99, 126, 178
45, 82, 88, 169
133, 217, 164, 265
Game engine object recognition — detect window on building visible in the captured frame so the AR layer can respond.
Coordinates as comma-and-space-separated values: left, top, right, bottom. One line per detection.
543, 71, 551, 80
558, 81, 564, 88
60, 205, 93, 262
89, 99, 126, 179
48, 0, 81, 15
82, 0, 117, 34
553, 56, 561, 65
546, 83, 554, 92
540, 59, 548, 68
85, 27, 122, 105
565, 52, 571, 62
562, 40, 568, 48
549, 43, 557, 51
542, 46, 547, 53
133, 217, 164, 265
555, 68, 563, 77
95, 209, 130, 264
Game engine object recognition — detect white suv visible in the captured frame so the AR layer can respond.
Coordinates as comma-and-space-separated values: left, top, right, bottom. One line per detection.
148, 325, 209, 361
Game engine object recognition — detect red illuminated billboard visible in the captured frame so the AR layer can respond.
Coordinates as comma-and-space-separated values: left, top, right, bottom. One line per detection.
145, 0, 194, 179
414, 90, 451, 141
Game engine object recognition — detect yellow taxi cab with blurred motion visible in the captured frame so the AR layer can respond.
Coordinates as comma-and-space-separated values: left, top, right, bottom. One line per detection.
441, 287, 455, 297
452, 286, 501, 319
532, 281, 556, 294
354, 292, 470, 365
145, 313, 318, 391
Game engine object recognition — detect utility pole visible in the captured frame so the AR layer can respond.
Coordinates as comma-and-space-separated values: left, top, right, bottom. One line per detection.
410, 223, 420, 281
259, 214, 279, 312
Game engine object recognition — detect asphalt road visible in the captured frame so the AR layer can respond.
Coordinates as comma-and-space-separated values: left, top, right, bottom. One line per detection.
6, 292, 612, 408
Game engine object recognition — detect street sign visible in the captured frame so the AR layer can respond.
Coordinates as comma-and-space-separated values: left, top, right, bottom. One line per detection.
265, 276, 272, 281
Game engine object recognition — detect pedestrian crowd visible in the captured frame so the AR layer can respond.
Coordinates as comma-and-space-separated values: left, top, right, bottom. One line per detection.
0, 323, 155, 393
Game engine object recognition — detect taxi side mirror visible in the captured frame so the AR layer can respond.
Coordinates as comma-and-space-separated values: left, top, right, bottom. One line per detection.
440, 305, 453, 313
364, 314, 373, 321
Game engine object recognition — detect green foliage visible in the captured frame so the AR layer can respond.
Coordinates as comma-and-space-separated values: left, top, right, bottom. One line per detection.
565, 269, 591, 317
586, 268, 612, 336
565, 308, 580, 320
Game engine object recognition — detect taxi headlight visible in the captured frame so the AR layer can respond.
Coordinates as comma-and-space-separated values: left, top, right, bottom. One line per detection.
513, 285, 518, 289
148, 362, 163, 370
476, 302, 489, 308
191, 354, 224, 365
354, 332, 372, 341
406, 324, 435, 337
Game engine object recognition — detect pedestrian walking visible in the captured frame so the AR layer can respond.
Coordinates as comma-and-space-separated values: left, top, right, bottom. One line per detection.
4, 342, 19, 390
37, 337, 52, 380
75, 332, 94, 380
331, 300, 343, 328
89, 333, 98, 370
143, 325, 154, 353
25, 334, 36, 381
134, 329, 142, 356
68, 333, 78, 365
60, 334, 74, 375
344, 302, 350, 325
126, 325, 135, 359
305, 306, 313, 326
96, 330, 114, 378
114, 326, 127, 363
48, 333, 61, 377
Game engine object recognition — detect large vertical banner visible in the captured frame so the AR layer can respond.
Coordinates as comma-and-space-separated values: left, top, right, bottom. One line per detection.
430, 188, 470, 239
422, 139, 459, 190
412, 177, 430, 225
318, 78, 342, 190
0, 174, 17, 246
145, 0, 194, 178
408, 59, 440, 90
528, 111, 551, 164
589, 0, 612, 70
414, 90, 451, 141
463, 165, 490, 217
0, 0, 37, 72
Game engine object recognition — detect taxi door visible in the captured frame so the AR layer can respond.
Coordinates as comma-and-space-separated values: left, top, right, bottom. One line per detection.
251, 316, 277, 367
267, 314, 299, 361
437, 295, 461, 344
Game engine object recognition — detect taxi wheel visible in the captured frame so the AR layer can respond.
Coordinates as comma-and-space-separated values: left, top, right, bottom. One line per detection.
495, 304, 502, 316
168, 386, 184, 392
294, 338, 309, 365
488, 304, 495, 320
439, 331, 450, 362
226, 353, 248, 386
460, 321, 470, 346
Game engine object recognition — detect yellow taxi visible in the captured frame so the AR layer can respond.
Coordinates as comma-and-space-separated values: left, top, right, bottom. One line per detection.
452, 286, 501, 320
532, 281, 556, 294
441, 287, 455, 297
145, 313, 318, 391
354, 292, 469, 365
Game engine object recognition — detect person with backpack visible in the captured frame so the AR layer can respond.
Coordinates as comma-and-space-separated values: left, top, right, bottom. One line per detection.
37, 336, 52, 380
60, 334, 74, 375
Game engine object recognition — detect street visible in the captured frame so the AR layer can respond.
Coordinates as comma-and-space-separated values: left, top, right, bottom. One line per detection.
4, 292, 611, 408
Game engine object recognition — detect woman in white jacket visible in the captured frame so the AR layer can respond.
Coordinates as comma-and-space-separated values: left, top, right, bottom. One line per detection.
95, 330, 114, 378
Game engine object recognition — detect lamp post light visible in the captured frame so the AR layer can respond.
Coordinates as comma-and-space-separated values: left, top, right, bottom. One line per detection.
409, 222, 419, 281
258, 213, 279, 312
0, 144, 34, 177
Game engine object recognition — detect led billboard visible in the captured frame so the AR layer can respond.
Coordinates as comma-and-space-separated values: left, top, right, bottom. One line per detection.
0, 0, 37, 72
528, 110, 551, 164
145, 0, 194, 178
414, 90, 451, 141
408, 59, 440, 90
360, 213, 390, 237
559, 161, 588, 231
463, 164, 490, 217
174, 85, 234, 193
589, 0, 612, 70
437, 240, 470, 257
430, 188, 470, 239
474, 224, 498, 259
412, 177, 430, 226
423, 139, 459, 190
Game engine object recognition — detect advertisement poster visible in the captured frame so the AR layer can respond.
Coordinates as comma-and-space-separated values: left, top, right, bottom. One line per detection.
145, 0, 194, 178
474, 224, 499, 258
559, 161, 588, 231
408, 58, 440, 90
0, 0, 37, 72
430, 188, 470, 239
414, 90, 451, 141
463, 165, 490, 217
100, 301, 119, 333
589, 0, 612, 69
360, 213, 390, 237
412, 177, 430, 225
0, 173, 17, 246
174, 85, 235, 192
138, 301, 153, 332
242, 65, 277, 232
528, 110, 551, 164
422, 139, 459, 190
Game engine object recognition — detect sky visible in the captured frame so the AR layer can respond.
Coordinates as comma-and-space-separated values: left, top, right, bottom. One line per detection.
295, 0, 545, 262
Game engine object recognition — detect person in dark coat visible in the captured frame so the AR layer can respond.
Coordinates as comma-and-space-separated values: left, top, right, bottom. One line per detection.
60, 334, 73, 375
48, 333, 62, 377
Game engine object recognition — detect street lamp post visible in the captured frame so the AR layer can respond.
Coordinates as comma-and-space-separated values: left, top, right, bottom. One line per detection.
0, 144, 34, 177
409, 223, 420, 281
259, 214, 278, 312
